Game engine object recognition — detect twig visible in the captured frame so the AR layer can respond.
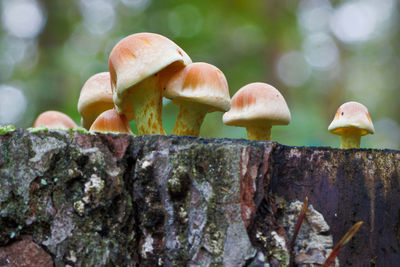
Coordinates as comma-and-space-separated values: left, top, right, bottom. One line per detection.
322, 221, 364, 267
290, 196, 308, 250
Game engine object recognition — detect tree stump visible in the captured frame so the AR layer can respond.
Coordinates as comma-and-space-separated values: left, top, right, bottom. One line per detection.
0, 129, 398, 266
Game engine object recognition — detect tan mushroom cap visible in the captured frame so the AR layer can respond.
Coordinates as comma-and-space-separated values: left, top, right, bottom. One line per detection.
109, 32, 192, 117
33, 111, 78, 129
328, 101, 375, 136
77, 72, 114, 129
223, 83, 291, 127
165, 62, 231, 111
89, 109, 131, 134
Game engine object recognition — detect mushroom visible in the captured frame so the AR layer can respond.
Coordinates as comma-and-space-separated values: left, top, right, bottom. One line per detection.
223, 83, 291, 141
328, 101, 374, 148
77, 72, 114, 130
108, 32, 192, 135
33, 111, 78, 130
89, 109, 132, 134
164, 62, 231, 136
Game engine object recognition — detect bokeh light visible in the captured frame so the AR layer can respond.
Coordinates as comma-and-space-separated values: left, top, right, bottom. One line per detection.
79, 0, 116, 35
276, 51, 311, 87
0, 85, 27, 124
1, 0, 46, 39
302, 33, 339, 70
330, 1, 377, 44
297, 0, 332, 33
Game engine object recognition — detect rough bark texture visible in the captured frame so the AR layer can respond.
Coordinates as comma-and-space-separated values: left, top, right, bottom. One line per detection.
270, 145, 400, 266
0, 129, 399, 266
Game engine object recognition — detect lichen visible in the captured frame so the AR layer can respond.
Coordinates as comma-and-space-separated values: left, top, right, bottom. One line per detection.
203, 223, 224, 258
74, 200, 85, 216
10, 231, 16, 238
178, 206, 188, 223
81, 174, 105, 205
269, 231, 290, 266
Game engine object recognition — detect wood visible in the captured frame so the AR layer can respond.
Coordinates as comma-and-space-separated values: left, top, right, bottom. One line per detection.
0, 130, 399, 266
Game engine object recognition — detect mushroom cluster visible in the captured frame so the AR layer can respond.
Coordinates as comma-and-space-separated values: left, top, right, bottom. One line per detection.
29, 32, 374, 149
32, 32, 233, 136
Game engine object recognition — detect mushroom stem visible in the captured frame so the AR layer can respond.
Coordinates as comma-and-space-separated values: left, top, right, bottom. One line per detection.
81, 102, 114, 129
81, 117, 91, 130
246, 125, 272, 141
173, 102, 209, 136
125, 75, 166, 135
340, 134, 361, 148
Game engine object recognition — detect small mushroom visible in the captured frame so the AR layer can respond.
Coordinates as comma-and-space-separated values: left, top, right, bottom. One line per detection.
89, 109, 132, 134
77, 72, 114, 130
108, 32, 192, 135
33, 111, 78, 129
223, 83, 291, 141
164, 62, 231, 136
328, 101, 374, 148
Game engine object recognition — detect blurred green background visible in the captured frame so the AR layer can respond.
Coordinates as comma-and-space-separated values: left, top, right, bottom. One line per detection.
0, 0, 399, 149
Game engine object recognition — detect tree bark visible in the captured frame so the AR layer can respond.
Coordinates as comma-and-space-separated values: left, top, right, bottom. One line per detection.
0, 130, 398, 266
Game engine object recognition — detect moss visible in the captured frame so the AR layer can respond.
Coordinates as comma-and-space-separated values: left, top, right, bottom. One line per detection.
27, 126, 48, 133
0, 125, 16, 134
270, 248, 289, 266
71, 128, 94, 135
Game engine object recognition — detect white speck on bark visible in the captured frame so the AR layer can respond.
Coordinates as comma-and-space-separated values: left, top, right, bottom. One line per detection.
84, 174, 104, 196
66, 250, 77, 263
141, 234, 154, 258
73, 200, 85, 216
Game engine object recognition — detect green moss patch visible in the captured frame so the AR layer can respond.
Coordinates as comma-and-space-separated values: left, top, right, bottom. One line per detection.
0, 125, 16, 134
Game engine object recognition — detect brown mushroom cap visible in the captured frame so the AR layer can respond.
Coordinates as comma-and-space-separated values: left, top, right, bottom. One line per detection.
109, 32, 192, 119
89, 109, 131, 134
164, 62, 231, 112
33, 111, 78, 129
77, 72, 114, 129
328, 101, 375, 136
223, 82, 291, 127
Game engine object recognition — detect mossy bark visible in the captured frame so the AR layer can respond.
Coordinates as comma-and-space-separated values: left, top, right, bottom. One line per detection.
0, 130, 399, 266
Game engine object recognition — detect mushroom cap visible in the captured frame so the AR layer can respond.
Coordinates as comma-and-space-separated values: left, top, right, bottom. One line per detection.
223, 83, 291, 127
89, 109, 131, 134
33, 111, 78, 129
77, 72, 114, 129
109, 32, 192, 114
164, 62, 231, 112
328, 101, 374, 136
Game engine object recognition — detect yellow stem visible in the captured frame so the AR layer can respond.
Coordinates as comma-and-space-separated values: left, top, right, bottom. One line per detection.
246, 125, 272, 141
173, 102, 209, 136
340, 134, 361, 148
128, 75, 166, 135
